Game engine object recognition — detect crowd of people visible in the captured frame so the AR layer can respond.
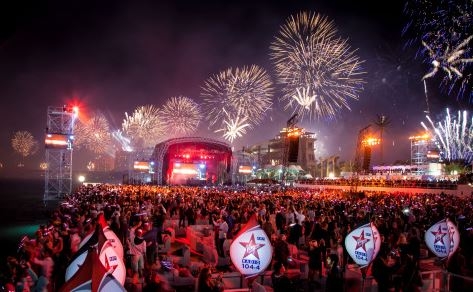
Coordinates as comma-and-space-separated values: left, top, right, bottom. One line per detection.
1, 183, 473, 291
298, 177, 459, 190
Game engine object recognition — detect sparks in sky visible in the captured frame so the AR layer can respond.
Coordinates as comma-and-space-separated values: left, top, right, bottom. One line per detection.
422, 36, 473, 81
11, 130, 38, 163
371, 43, 419, 99
74, 112, 113, 155
403, 0, 473, 100
403, 0, 472, 51
214, 109, 251, 143
291, 87, 316, 111
161, 96, 201, 136
270, 11, 365, 121
111, 130, 133, 152
122, 105, 166, 148
201, 65, 274, 127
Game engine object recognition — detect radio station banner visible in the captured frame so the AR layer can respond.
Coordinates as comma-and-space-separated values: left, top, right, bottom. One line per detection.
344, 222, 380, 268
425, 219, 460, 260
230, 215, 272, 278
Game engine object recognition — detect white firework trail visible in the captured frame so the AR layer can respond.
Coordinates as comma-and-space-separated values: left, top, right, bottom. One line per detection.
421, 108, 473, 163
112, 130, 133, 152
215, 109, 252, 143
293, 87, 317, 109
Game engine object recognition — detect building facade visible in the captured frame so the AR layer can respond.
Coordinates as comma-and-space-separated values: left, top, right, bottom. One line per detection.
244, 127, 317, 178
409, 134, 440, 175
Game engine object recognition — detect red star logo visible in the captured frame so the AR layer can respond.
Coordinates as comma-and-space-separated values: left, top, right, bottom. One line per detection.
352, 230, 370, 252
239, 233, 265, 259
431, 225, 447, 245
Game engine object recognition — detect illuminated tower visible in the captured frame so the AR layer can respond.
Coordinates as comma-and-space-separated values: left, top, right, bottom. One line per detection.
354, 125, 380, 174
283, 114, 300, 165
409, 133, 438, 175
44, 105, 78, 201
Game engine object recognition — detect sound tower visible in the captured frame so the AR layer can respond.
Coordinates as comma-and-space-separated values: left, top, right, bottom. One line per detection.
288, 135, 299, 163
362, 145, 371, 172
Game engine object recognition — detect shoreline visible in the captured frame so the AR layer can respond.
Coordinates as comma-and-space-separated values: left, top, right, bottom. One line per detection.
0, 177, 57, 263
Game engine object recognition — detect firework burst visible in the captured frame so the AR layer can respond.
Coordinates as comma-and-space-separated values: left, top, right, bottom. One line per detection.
422, 36, 473, 81
214, 109, 252, 143
421, 108, 473, 163
201, 65, 274, 127
403, 0, 473, 100
161, 96, 201, 136
270, 11, 365, 120
122, 105, 165, 148
11, 131, 38, 162
403, 0, 472, 51
73, 112, 113, 154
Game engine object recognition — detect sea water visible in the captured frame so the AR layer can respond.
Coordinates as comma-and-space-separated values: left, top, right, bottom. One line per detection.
0, 177, 57, 263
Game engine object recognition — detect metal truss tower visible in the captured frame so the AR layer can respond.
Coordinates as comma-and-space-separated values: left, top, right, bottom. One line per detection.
44, 105, 77, 201
409, 134, 433, 175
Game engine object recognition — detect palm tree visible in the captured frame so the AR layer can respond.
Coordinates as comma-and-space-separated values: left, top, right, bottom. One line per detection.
339, 160, 355, 173
333, 156, 340, 176
374, 114, 391, 165
444, 159, 469, 176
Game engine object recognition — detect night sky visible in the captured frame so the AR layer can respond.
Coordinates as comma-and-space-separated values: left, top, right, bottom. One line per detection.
0, 0, 469, 174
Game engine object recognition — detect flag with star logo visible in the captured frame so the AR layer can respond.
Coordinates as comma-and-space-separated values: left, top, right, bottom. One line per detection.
344, 222, 380, 268
59, 246, 126, 292
230, 214, 272, 278
66, 224, 126, 285
78, 213, 125, 261
446, 219, 460, 258
98, 213, 125, 260
425, 219, 460, 259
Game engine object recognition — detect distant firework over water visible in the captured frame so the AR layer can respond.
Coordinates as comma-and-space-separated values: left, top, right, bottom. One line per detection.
11, 130, 38, 159
122, 105, 165, 148
161, 96, 201, 136
201, 65, 274, 128
270, 11, 365, 121
421, 108, 473, 164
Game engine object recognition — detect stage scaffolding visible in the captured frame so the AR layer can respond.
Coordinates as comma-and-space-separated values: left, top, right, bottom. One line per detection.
409, 134, 436, 175
44, 106, 77, 201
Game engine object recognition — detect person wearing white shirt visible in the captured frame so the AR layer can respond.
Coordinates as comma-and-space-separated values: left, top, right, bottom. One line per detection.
32, 248, 54, 292
128, 228, 147, 278
213, 215, 228, 258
